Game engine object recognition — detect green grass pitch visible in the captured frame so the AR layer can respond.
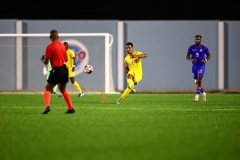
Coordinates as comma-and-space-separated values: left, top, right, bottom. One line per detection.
0, 93, 240, 160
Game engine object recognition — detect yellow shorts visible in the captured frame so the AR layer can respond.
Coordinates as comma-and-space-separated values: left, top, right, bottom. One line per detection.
68, 69, 75, 77
127, 70, 142, 84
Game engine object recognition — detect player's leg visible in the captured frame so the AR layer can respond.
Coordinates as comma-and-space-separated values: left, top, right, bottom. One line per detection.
116, 73, 142, 104
202, 90, 207, 102
42, 82, 55, 114
69, 70, 84, 97
194, 79, 197, 85
194, 77, 206, 101
193, 76, 202, 102
116, 88, 131, 104
201, 77, 207, 101
198, 66, 206, 102
127, 72, 136, 93
192, 67, 200, 102
199, 78, 207, 102
194, 76, 207, 102
70, 76, 84, 97
132, 73, 142, 93
191, 71, 197, 85
116, 74, 135, 104
192, 66, 200, 102
58, 83, 75, 113
43, 67, 59, 114
58, 67, 75, 113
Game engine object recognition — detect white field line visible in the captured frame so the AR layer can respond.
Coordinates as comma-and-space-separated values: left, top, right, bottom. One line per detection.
0, 92, 120, 94
1, 106, 239, 111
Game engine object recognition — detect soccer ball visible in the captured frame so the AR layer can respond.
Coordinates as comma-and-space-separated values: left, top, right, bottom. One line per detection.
84, 64, 93, 74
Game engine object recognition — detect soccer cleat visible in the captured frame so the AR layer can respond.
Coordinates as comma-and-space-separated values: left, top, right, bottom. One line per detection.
202, 92, 207, 102
65, 109, 75, 114
116, 98, 122, 104
130, 87, 136, 93
78, 93, 84, 97
193, 98, 199, 102
57, 95, 63, 98
42, 107, 50, 114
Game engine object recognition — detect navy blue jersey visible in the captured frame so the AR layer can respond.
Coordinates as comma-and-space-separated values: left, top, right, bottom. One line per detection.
187, 44, 209, 65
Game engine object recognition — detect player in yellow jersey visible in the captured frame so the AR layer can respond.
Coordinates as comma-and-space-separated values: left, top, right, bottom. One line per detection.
58, 42, 84, 98
116, 42, 147, 104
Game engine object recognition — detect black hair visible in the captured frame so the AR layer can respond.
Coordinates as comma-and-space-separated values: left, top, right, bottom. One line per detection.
50, 29, 59, 40
195, 35, 202, 38
126, 42, 133, 47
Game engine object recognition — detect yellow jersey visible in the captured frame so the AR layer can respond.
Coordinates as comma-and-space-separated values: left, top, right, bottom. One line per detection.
66, 49, 75, 68
124, 51, 144, 75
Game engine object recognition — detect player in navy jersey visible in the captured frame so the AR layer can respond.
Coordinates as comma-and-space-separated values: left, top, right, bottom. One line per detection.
186, 35, 211, 102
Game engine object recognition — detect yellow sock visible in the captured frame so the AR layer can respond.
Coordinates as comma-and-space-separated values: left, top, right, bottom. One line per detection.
120, 87, 131, 100
73, 81, 83, 93
127, 78, 134, 89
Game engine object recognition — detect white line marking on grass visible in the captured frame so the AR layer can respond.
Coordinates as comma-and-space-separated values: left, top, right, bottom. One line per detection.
2, 106, 240, 111
84, 107, 240, 111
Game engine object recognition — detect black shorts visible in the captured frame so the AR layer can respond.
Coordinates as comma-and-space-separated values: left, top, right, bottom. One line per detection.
47, 65, 69, 85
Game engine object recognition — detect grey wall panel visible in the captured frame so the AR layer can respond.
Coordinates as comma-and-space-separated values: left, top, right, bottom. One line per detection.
225, 21, 240, 89
124, 21, 218, 91
0, 20, 16, 33
0, 20, 16, 90
0, 19, 239, 91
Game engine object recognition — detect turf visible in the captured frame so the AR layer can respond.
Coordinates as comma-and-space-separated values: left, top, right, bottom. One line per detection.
0, 93, 240, 160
